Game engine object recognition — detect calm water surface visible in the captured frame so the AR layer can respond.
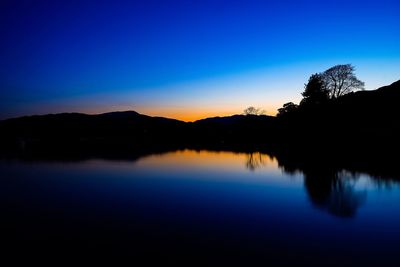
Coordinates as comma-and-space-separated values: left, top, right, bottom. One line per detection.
2, 150, 400, 265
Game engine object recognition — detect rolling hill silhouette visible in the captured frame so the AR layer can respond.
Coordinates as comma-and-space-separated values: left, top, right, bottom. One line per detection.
0, 111, 187, 156
0, 80, 399, 156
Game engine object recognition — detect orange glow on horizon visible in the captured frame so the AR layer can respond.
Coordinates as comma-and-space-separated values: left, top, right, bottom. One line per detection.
136, 105, 279, 122
58, 101, 281, 122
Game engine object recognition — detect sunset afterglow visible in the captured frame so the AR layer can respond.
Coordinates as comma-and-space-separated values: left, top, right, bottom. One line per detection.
1, 0, 399, 120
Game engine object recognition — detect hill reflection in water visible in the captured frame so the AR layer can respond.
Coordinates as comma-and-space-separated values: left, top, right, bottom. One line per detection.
2, 149, 400, 265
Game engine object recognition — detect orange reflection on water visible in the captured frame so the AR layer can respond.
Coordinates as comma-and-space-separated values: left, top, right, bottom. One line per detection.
136, 149, 278, 173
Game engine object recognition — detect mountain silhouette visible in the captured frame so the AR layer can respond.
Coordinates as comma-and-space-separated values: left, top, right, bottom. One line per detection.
0, 111, 187, 157
0, 80, 399, 157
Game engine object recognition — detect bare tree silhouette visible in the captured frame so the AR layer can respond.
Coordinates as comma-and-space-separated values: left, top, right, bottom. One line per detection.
243, 106, 265, 116
322, 64, 364, 99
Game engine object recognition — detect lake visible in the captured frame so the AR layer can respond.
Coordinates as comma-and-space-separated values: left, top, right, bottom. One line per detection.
2, 149, 400, 265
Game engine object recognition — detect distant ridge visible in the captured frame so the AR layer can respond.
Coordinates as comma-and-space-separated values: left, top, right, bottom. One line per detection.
0, 110, 187, 155
194, 114, 273, 124
0, 80, 399, 155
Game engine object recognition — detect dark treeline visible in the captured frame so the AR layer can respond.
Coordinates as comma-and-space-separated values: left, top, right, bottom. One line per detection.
1, 96, 398, 155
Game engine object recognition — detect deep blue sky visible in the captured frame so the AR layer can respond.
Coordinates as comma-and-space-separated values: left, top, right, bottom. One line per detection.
1, 0, 399, 120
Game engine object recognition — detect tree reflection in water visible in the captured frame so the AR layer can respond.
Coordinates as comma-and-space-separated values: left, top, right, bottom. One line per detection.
245, 152, 273, 171
303, 170, 366, 218
244, 151, 367, 218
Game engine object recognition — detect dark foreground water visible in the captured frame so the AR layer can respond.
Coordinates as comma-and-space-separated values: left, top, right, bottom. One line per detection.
1, 150, 400, 265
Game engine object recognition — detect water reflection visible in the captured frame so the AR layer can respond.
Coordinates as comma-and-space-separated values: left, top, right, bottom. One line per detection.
1, 149, 400, 265
243, 151, 390, 218
3, 149, 398, 219
245, 152, 274, 171
303, 170, 366, 217
95, 149, 398, 218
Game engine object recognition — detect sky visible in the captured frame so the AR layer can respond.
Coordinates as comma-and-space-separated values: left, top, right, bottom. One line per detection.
1, 0, 399, 121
